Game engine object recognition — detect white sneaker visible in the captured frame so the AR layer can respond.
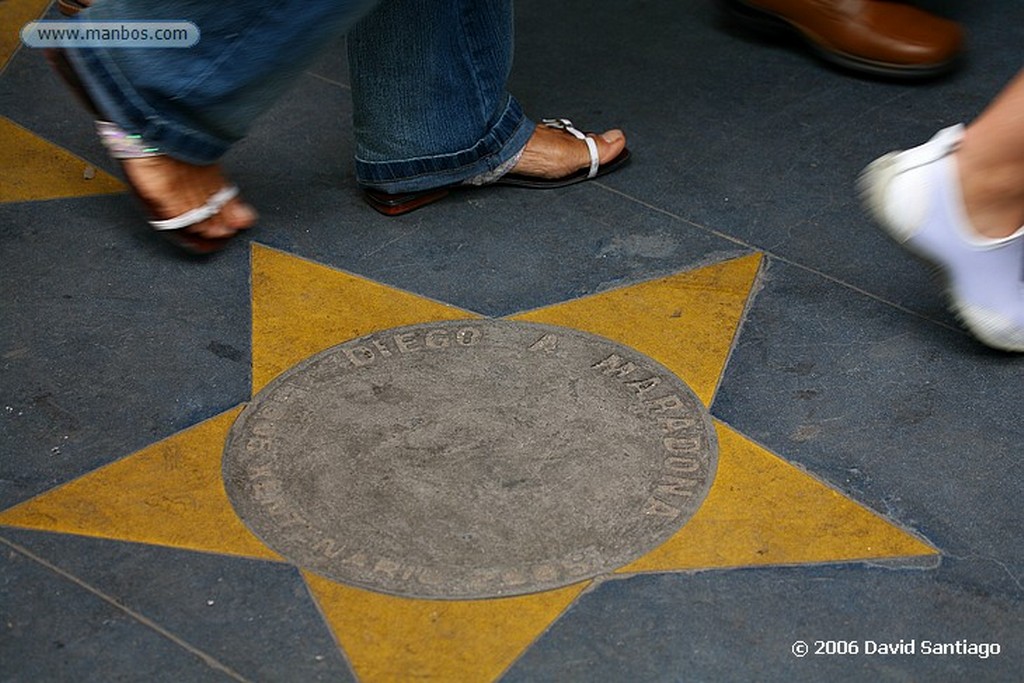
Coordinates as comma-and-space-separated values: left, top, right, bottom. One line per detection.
860, 125, 1024, 352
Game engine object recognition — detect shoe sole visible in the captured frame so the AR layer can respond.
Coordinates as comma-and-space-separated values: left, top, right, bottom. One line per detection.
364, 187, 451, 216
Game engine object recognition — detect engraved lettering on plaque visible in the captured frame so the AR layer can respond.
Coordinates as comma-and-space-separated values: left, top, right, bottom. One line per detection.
224, 321, 716, 600
529, 334, 559, 353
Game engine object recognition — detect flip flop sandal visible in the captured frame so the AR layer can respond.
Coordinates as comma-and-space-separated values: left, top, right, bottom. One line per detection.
46, 49, 242, 255
363, 117, 631, 217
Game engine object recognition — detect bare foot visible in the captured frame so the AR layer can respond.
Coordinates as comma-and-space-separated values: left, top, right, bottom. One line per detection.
120, 156, 257, 241
512, 124, 626, 179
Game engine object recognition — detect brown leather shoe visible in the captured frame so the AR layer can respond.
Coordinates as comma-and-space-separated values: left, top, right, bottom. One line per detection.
720, 0, 963, 79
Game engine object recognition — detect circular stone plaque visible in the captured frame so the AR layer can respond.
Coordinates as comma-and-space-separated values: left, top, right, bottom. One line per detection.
223, 320, 717, 599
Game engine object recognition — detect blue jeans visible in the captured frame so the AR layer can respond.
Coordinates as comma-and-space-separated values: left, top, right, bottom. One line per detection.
67, 0, 535, 193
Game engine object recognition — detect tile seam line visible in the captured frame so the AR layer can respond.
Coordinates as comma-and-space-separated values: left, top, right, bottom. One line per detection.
592, 181, 966, 337
0, 534, 255, 683
305, 70, 351, 90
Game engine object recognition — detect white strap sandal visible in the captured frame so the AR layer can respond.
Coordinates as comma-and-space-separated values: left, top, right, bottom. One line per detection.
364, 117, 630, 216
50, 50, 248, 254
147, 185, 240, 232
493, 117, 630, 189
94, 120, 243, 252
540, 118, 600, 179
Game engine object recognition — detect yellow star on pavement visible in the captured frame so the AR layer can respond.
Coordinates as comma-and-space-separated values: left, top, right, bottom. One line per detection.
0, 115, 124, 203
2, 0, 124, 204
1, 0, 51, 71
0, 244, 937, 682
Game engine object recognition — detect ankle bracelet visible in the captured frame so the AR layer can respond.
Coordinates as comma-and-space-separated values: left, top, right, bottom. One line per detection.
95, 121, 161, 159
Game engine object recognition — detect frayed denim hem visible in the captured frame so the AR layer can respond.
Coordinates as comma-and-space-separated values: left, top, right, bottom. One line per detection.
355, 95, 535, 194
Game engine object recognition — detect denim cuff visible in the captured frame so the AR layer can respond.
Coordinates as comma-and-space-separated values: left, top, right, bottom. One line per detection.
355, 94, 536, 194
67, 47, 232, 165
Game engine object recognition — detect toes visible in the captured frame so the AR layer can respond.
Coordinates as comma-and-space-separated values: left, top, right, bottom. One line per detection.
123, 156, 256, 241
513, 124, 629, 179
189, 196, 257, 240
221, 197, 259, 231
185, 195, 255, 240
593, 129, 627, 165
186, 213, 235, 240
177, 193, 256, 241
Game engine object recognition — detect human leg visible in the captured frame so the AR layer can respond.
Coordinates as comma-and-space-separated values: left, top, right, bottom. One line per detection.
347, 0, 532, 193
346, 0, 627, 210
860, 70, 1024, 351
957, 71, 1024, 239
58, 0, 378, 250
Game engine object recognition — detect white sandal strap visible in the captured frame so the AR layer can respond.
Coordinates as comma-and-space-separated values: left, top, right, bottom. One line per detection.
541, 117, 600, 179
148, 185, 239, 232
582, 136, 599, 179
